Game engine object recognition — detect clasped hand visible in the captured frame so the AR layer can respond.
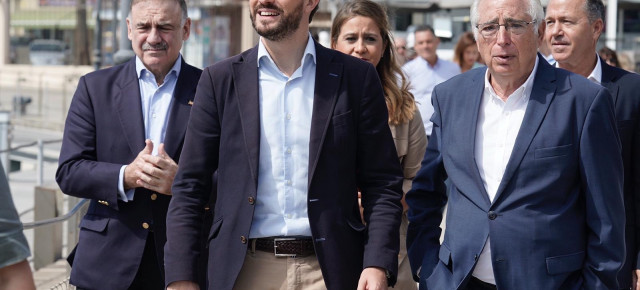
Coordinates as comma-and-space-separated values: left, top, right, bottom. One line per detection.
124, 139, 177, 195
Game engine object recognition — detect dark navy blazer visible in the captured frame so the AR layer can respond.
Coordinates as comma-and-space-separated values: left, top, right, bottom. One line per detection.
56, 57, 202, 290
600, 60, 640, 289
406, 57, 625, 290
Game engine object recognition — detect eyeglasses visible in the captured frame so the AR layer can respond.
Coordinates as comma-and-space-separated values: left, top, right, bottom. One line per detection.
475, 20, 536, 39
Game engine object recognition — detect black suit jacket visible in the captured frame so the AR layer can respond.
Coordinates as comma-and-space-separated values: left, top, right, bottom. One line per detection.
56, 57, 202, 290
164, 42, 404, 289
600, 60, 640, 289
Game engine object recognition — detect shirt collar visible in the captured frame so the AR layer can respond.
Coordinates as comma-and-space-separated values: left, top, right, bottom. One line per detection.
257, 33, 317, 69
553, 53, 601, 84
418, 55, 439, 68
484, 55, 539, 103
135, 54, 182, 81
587, 54, 602, 84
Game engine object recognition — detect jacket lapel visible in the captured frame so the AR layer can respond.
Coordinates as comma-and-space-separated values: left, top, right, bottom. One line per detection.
308, 44, 342, 187
599, 59, 620, 107
115, 58, 145, 156
232, 47, 261, 186
492, 57, 557, 205
462, 70, 492, 208
163, 59, 199, 159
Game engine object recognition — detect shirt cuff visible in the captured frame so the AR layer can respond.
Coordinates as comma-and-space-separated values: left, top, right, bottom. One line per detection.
118, 165, 134, 202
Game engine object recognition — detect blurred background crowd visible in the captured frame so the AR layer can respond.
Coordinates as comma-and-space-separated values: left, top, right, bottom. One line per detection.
1, 0, 639, 72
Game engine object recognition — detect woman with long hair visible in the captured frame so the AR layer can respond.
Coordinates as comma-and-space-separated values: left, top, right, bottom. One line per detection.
453, 31, 483, 72
331, 1, 427, 288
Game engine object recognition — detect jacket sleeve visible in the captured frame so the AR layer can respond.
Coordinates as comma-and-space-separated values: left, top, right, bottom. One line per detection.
55, 76, 124, 210
579, 87, 625, 289
164, 68, 219, 286
357, 64, 405, 286
405, 86, 448, 282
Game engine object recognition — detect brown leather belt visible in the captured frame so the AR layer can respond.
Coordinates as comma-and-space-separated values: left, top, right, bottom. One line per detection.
253, 237, 315, 257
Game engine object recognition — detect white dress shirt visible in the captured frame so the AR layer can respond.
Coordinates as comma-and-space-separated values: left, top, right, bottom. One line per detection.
117, 56, 181, 202
402, 56, 460, 136
587, 54, 603, 84
250, 35, 316, 238
472, 56, 539, 284
555, 53, 601, 84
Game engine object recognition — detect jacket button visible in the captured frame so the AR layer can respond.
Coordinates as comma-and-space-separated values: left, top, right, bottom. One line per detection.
248, 197, 255, 205
240, 236, 247, 244
488, 211, 497, 220
204, 206, 210, 211
150, 193, 157, 201
142, 222, 150, 229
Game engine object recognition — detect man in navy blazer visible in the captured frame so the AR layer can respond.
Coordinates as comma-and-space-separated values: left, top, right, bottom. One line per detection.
546, 0, 640, 288
55, 0, 203, 289
406, 0, 625, 289
164, 0, 403, 289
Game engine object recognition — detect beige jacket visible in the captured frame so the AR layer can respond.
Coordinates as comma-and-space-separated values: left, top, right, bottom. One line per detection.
389, 108, 428, 194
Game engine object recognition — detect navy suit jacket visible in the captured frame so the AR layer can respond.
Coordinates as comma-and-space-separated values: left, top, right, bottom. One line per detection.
56, 57, 202, 290
600, 60, 640, 289
164, 42, 404, 290
406, 57, 625, 289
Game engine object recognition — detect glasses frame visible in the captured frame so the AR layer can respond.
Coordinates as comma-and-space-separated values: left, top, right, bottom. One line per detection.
475, 20, 537, 39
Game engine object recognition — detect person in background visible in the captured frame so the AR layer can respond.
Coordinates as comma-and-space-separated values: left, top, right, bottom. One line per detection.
55, 0, 204, 289
394, 36, 409, 66
546, 0, 640, 288
331, 0, 428, 288
599, 46, 620, 67
402, 25, 460, 137
453, 32, 483, 73
407, 0, 625, 288
0, 163, 35, 290
617, 51, 636, 72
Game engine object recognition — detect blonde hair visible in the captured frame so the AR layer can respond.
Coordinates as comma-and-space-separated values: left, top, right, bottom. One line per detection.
330, 0, 416, 125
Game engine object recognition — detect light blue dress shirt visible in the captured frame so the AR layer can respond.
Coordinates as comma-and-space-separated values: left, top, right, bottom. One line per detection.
116, 55, 182, 202
402, 57, 460, 136
249, 35, 316, 238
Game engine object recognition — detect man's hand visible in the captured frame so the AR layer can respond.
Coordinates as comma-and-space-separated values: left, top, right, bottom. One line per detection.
357, 267, 388, 290
124, 140, 178, 195
167, 281, 199, 290
633, 269, 640, 290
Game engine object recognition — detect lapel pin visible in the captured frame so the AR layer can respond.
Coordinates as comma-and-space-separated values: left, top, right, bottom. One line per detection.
329, 73, 339, 77
188, 100, 194, 106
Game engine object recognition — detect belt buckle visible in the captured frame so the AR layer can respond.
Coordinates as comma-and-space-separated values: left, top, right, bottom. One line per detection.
274, 237, 297, 257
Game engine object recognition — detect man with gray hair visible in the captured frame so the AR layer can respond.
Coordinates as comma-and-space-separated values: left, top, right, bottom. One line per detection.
546, 0, 640, 288
406, 0, 625, 288
56, 0, 203, 289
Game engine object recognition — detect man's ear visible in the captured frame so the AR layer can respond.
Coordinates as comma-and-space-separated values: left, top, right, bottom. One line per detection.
537, 21, 546, 44
126, 18, 133, 41
307, 0, 320, 15
592, 18, 604, 41
182, 18, 192, 41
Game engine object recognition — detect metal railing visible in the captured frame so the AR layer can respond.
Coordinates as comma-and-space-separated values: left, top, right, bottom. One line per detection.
23, 199, 87, 230
1, 138, 62, 185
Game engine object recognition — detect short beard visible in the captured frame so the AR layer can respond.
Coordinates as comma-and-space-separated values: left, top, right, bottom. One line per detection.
250, 2, 303, 41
